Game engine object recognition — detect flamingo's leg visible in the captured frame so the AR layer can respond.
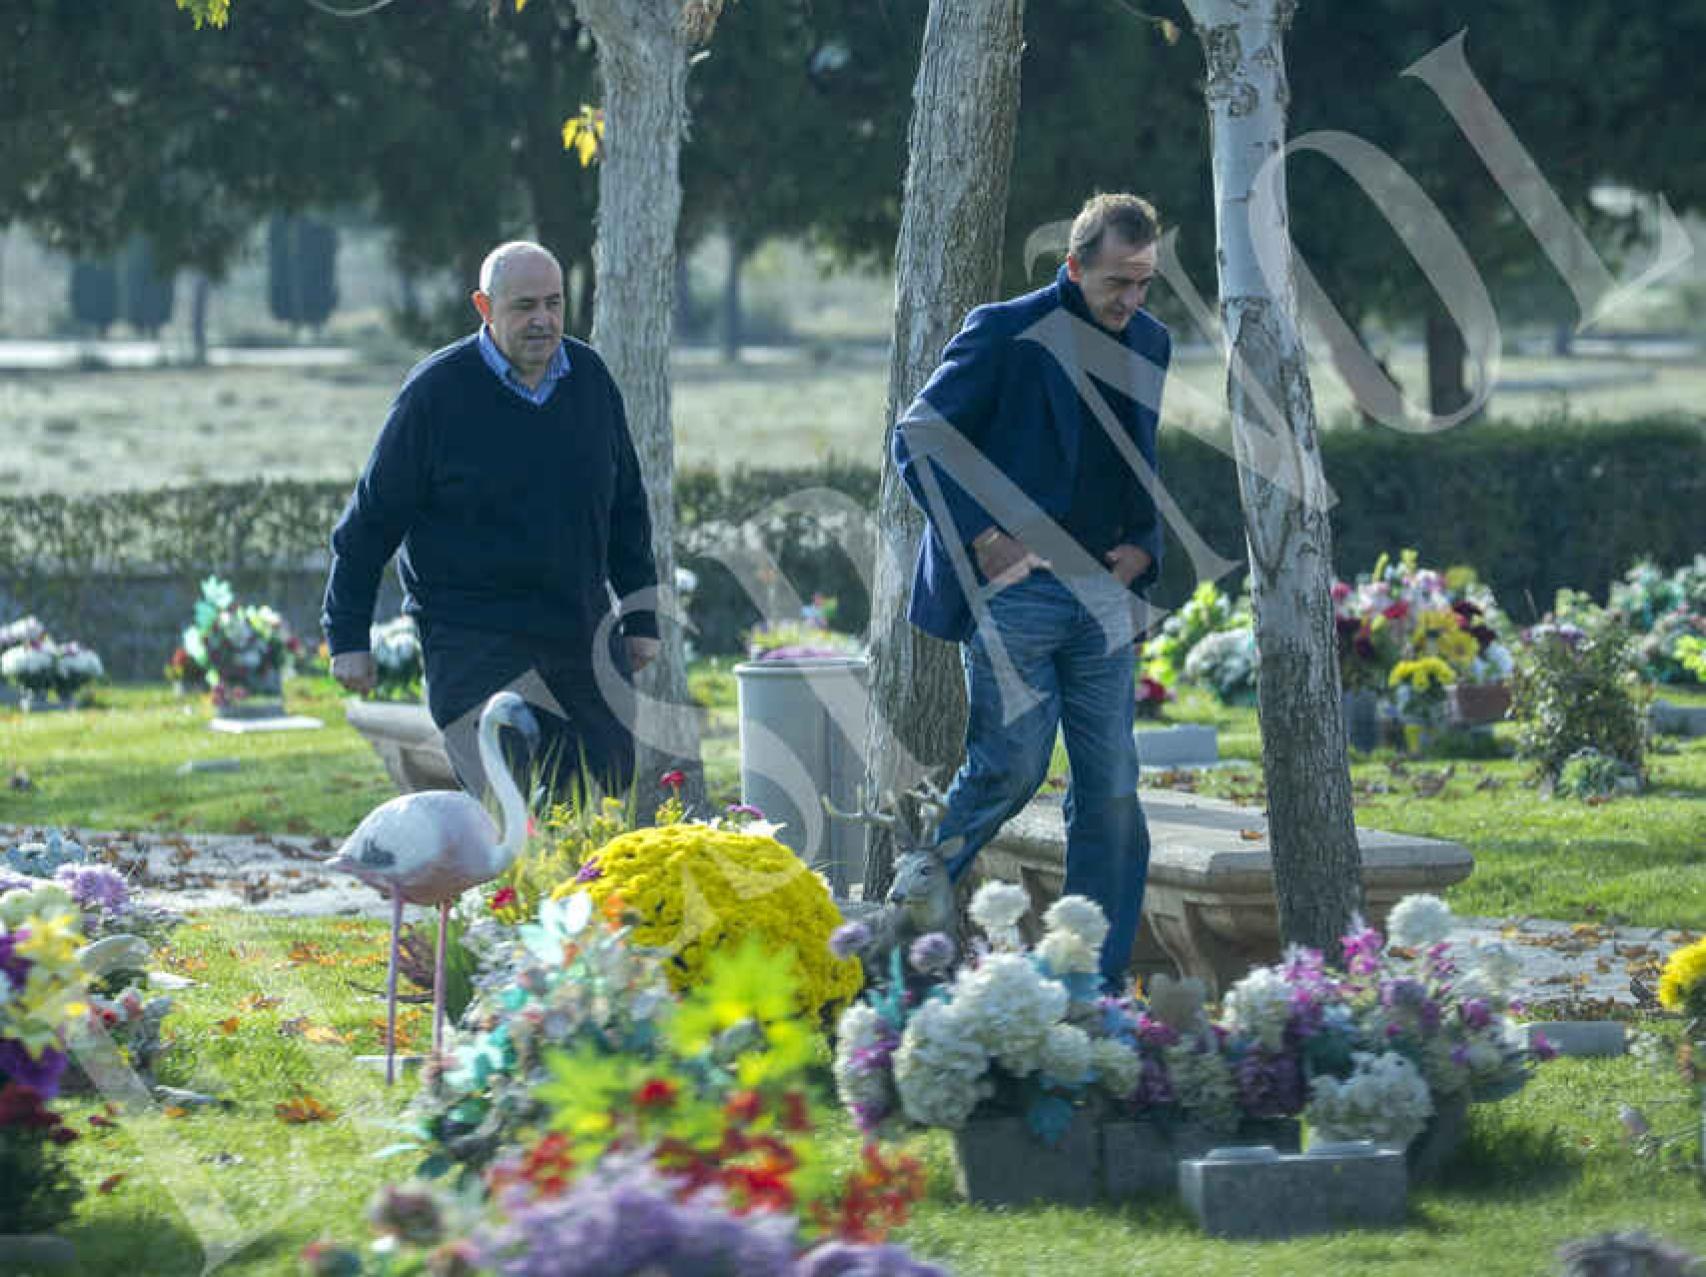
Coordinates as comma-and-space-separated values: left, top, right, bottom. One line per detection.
433, 900, 450, 1061
385, 886, 403, 1087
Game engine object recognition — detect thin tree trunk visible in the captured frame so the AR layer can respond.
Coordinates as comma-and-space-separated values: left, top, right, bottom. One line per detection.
720, 233, 746, 363
861, 0, 1026, 898
574, 0, 723, 814
189, 273, 210, 366
1425, 303, 1470, 417
1185, 0, 1363, 951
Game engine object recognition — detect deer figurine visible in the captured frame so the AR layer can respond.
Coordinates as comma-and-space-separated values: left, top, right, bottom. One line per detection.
824, 781, 964, 976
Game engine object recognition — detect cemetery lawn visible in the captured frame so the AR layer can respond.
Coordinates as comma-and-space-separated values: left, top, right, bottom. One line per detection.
51, 908, 1706, 1275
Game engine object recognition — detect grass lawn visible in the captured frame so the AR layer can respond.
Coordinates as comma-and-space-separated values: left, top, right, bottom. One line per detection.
42, 912, 1706, 1276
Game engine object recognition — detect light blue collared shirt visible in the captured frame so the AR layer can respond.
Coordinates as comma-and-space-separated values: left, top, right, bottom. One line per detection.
478, 325, 571, 406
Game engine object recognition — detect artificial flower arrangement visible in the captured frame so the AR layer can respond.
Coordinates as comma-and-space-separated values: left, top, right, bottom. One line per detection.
0, 882, 92, 1232
1134, 674, 1172, 721
1621, 935, 1706, 1170
1333, 551, 1512, 704
368, 614, 424, 700
1509, 604, 1650, 791
174, 574, 304, 708
0, 614, 104, 705
1607, 556, 1706, 685
317, 895, 942, 1275
560, 818, 862, 1021
744, 594, 864, 662
1140, 580, 1248, 688
832, 885, 1548, 1160
833, 883, 1139, 1142
1182, 625, 1259, 706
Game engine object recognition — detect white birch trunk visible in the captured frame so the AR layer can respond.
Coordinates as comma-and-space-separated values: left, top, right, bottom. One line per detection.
572, 0, 724, 809
861, 0, 1026, 896
1184, 0, 1363, 950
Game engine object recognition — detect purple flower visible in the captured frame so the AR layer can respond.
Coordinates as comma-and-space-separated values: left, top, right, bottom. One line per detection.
829, 921, 871, 961
907, 932, 955, 975
0, 1040, 68, 1099
1235, 1049, 1305, 1118
572, 859, 603, 884
54, 863, 130, 915
0, 931, 29, 989
1531, 1031, 1558, 1062
1459, 998, 1492, 1031
1341, 926, 1385, 976
725, 803, 766, 820
1132, 1055, 1176, 1109
797, 1241, 950, 1276
1450, 1044, 1471, 1068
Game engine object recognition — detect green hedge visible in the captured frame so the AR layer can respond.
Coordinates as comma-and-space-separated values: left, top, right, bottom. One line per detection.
0, 416, 1700, 658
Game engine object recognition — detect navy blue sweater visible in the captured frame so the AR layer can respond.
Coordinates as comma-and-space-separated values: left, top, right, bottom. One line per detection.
321, 335, 658, 657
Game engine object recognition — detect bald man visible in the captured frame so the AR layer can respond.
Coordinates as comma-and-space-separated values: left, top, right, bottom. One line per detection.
323, 241, 658, 805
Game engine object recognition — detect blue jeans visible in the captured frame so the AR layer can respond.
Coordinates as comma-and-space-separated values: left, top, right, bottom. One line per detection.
936, 572, 1150, 991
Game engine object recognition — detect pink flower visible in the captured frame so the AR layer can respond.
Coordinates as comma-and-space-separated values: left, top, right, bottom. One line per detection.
660, 769, 686, 791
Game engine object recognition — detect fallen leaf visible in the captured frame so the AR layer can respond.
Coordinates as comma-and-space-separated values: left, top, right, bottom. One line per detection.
275, 1094, 337, 1124
278, 1016, 308, 1038
303, 1024, 348, 1046
214, 1016, 241, 1036
163, 1105, 190, 1119
287, 942, 335, 967
238, 993, 283, 1012
98, 1173, 126, 1194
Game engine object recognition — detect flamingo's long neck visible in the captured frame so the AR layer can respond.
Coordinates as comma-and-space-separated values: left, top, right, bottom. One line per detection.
476, 706, 531, 876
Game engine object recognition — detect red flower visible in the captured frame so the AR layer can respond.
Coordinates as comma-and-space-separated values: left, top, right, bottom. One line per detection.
724, 1089, 764, 1124
489, 886, 519, 913
660, 769, 686, 791
634, 1078, 678, 1110
1382, 601, 1410, 621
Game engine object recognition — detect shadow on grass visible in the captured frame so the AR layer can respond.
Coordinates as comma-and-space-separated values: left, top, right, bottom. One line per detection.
1422, 1106, 1584, 1205
53, 1211, 307, 1275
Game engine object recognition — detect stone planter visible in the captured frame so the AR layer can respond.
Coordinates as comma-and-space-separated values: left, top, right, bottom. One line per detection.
344, 698, 459, 794
1405, 1090, 1470, 1183
1447, 682, 1511, 726
951, 1111, 1100, 1207
1101, 1117, 1300, 1198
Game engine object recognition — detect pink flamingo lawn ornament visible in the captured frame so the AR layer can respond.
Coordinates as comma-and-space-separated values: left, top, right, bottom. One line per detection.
328, 690, 537, 1083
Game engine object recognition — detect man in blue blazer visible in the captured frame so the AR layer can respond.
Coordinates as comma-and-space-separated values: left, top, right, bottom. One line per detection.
893, 193, 1170, 992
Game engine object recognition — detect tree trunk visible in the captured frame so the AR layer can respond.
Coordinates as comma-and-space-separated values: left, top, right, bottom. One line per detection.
574, 0, 724, 814
189, 273, 210, 366
720, 233, 746, 363
1185, 0, 1363, 952
1425, 303, 1470, 418
861, 0, 1026, 898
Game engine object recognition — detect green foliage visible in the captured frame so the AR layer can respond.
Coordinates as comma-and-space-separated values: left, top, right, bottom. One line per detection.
1554, 748, 1643, 801
0, 1119, 82, 1234
120, 235, 175, 335
1141, 580, 1245, 686
266, 214, 338, 331
1509, 610, 1652, 786
68, 258, 118, 335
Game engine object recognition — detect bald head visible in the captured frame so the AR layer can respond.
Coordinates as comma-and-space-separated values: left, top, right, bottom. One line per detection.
478, 241, 562, 301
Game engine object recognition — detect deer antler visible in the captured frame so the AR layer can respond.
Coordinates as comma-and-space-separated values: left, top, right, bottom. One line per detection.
820, 791, 898, 830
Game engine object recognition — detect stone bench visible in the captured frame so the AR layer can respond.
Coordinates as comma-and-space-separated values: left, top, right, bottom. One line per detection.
344, 699, 458, 794
982, 790, 1474, 994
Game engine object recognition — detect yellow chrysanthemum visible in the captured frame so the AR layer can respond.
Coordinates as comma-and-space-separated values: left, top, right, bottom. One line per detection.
1389, 656, 1456, 692
1658, 937, 1706, 1016
556, 824, 861, 1019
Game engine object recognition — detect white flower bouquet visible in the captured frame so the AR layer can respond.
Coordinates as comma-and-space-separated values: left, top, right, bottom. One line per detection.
1, 635, 104, 701
368, 614, 423, 700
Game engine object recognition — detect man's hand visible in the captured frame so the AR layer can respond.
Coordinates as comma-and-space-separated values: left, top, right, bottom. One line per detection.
331, 651, 377, 694
975, 530, 1050, 588
625, 636, 661, 674
1104, 544, 1153, 588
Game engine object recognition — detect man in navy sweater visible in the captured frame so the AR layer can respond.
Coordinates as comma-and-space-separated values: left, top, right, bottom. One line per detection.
323, 241, 658, 804
893, 194, 1169, 992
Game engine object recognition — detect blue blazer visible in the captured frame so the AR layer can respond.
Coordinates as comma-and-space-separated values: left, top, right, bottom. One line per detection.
893, 266, 1171, 643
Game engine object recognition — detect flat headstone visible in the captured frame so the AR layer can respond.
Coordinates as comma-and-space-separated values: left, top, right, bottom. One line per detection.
1179, 1144, 1407, 1239
1651, 700, 1706, 738
208, 713, 324, 735
1526, 1020, 1626, 1058
176, 757, 242, 775
1134, 724, 1219, 768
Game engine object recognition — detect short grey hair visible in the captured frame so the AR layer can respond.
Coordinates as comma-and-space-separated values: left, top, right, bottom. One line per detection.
478, 241, 561, 298
1068, 194, 1160, 266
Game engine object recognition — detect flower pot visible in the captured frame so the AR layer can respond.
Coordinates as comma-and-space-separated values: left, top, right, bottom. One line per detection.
951, 1110, 1100, 1207
1447, 682, 1511, 726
